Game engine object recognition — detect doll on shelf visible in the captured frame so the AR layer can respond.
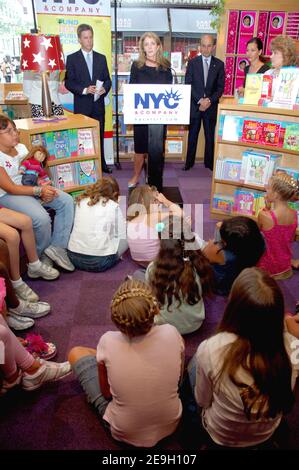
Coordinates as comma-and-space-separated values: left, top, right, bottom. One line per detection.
19, 145, 52, 187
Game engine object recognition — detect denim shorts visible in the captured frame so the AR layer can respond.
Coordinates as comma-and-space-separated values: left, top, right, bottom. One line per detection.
67, 250, 119, 272
72, 355, 109, 418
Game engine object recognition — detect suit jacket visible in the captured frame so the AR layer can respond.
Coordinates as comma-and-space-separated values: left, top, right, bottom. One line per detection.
185, 55, 225, 119
65, 50, 111, 115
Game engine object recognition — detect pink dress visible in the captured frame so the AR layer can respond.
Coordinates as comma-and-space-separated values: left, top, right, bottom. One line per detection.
257, 210, 297, 276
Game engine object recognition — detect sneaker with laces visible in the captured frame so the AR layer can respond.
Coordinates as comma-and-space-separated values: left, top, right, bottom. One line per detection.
6, 313, 35, 331
22, 359, 72, 391
27, 262, 60, 281
9, 299, 51, 319
14, 282, 39, 303
40, 253, 54, 268
44, 246, 75, 272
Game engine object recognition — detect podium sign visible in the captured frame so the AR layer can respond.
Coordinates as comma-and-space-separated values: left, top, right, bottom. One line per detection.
123, 84, 191, 125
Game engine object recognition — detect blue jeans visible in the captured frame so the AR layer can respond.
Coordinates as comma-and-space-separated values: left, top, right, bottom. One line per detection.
67, 250, 119, 272
72, 355, 109, 418
0, 191, 74, 256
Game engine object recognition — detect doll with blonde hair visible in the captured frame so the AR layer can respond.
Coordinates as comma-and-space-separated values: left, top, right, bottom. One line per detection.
257, 171, 298, 279
19, 145, 51, 187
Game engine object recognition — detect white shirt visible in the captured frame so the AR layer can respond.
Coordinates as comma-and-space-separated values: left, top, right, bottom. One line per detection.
23, 71, 61, 106
68, 197, 127, 256
194, 331, 299, 447
0, 144, 28, 197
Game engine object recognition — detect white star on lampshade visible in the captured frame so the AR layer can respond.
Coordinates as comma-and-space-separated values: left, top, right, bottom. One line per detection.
32, 52, 45, 65
40, 36, 53, 51
22, 59, 28, 69
23, 38, 30, 48
48, 58, 56, 68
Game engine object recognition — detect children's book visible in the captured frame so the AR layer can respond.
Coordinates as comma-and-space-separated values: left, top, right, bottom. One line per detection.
77, 160, 98, 185
260, 75, 273, 100
222, 115, 244, 141
275, 166, 299, 181
77, 129, 95, 155
55, 163, 75, 189
283, 123, 299, 151
54, 131, 71, 159
69, 128, 79, 156
269, 67, 299, 109
43, 132, 55, 161
260, 121, 280, 147
244, 153, 269, 186
212, 194, 234, 213
242, 119, 262, 144
243, 74, 263, 105
234, 189, 255, 215
222, 159, 242, 181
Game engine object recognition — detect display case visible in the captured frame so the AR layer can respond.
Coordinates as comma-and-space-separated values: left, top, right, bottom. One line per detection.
210, 101, 299, 238
16, 114, 101, 196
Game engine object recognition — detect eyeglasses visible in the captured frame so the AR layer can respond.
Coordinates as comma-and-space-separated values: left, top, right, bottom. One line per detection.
0, 127, 19, 135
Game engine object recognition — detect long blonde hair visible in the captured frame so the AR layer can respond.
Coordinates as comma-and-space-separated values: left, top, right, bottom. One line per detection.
136, 32, 170, 70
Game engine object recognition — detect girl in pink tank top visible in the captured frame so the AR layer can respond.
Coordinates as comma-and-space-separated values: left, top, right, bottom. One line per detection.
257, 172, 298, 279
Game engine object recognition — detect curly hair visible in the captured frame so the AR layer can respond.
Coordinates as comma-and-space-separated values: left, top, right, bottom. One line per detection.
76, 176, 119, 207
136, 32, 170, 71
149, 216, 213, 310
26, 145, 50, 167
111, 279, 158, 337
270, 172, 299, 201
270, 35, 297, 66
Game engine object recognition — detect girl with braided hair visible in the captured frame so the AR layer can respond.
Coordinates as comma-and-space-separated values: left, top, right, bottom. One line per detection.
257, 172, 299, 279
68, 279, 184, 448
146, 215, 213, 334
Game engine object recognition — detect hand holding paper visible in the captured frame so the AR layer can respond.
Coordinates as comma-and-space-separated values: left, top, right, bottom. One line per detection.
94, 80, 104, 102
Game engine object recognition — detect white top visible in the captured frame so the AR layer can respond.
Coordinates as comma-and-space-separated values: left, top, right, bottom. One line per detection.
194, 331, 299, 447
96, 324, 184, 447
68, 197, 127, 256
23, 71, 61, 106
0, 144, 28, 197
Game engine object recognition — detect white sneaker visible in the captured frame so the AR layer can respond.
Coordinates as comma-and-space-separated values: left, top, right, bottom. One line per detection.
28, 262, 60, 281
22, 359, 72, 391
44, 246, 75, 272
40, 253, 54, 268
9, 299, 51, 319
14, 282, 39, 303
6, 313, 35, 331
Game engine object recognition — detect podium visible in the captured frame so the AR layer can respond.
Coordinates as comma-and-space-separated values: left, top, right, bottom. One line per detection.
123, 83, 191, 196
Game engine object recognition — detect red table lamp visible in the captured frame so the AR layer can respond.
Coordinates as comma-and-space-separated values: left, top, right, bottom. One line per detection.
20, 34, 65, 118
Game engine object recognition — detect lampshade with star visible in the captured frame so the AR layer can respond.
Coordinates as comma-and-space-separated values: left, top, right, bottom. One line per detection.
20, 34, 65, 118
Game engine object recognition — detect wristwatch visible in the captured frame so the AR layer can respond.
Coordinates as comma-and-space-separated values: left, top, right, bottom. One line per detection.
33, 186, 42, 197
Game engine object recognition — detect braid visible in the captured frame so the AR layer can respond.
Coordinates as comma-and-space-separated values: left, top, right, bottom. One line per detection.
111, 280, 158, 337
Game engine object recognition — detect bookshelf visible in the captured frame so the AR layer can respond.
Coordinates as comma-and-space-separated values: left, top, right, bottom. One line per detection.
16, 114, 101, 195
210, 100, 299, 239
0, 83, 30, 119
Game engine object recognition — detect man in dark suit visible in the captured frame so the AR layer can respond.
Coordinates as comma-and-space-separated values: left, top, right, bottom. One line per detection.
183, 35, 225, 171
65, 24, 112, 173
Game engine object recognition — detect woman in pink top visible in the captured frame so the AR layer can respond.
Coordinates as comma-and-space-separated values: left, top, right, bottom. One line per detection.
127, 185, 183, 266
68, 279, 184, 448
257, 172, 298, 279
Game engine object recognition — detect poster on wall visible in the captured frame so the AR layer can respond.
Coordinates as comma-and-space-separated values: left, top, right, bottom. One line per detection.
237, 11, 257, 54
35, 0, 113, 163
266, 12, 286, 55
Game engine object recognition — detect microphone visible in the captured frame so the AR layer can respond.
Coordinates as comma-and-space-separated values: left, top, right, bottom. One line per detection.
171, 67, 178, 85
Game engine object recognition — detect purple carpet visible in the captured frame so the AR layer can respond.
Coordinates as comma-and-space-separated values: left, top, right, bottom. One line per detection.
1, 162, 298, 450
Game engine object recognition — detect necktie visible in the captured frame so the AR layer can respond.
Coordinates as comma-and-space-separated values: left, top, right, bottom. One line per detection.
203, 58, 209, 87
86, 52, 92, 79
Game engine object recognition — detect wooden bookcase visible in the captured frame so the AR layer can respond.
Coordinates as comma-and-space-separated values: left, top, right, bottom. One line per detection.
210, 100, 299, 238
16, 114, 101, 194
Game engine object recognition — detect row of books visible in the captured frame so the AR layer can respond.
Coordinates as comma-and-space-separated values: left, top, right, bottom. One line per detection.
215, 150, 283, 187
31, 128, 96, 160
219, 115, 299, 151
50, 160, 98, 190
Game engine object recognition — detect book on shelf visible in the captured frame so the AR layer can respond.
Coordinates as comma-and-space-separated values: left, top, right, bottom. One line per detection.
260, 121, 281, 147
77, 160, 98, 185
212, 194, 235, 213
260, 75, 273, 100
243, 73, 263, 105
222, 115, 244, 141
240, 150, 281, 185
268, 67, 299, 109
241, 120, 262, 144
275, 166, 299, 181
77, 129, 94, 155
52, 163, 75, 189
165, 138, 183, 154
234, 189, 265, 215
54, 130, 71, 159
283, 123, 299, 151
244, 153, 270, 186
215, 158, 242, 181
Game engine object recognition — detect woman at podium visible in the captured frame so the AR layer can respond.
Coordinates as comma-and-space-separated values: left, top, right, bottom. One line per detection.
128, 32, 172, 190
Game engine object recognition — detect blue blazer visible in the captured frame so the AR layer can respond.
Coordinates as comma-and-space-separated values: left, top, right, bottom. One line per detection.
65, 50, 111, 115
185, 55, 225, 119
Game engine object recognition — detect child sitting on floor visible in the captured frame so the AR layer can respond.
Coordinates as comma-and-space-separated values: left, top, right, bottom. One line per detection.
203, 216, 265, 296
0, 277, 71, 395
19, 145, 51, 187
68, 279, 184, 448
146, 215, 213, 335
257, 172, 298, 279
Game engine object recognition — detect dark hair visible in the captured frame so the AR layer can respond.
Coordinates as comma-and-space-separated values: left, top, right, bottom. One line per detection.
219, 216, 265, 271
243, 15, 251, 24
246, 37, 266, 62
149, 215, 213, 310
77, 24, 93, 38
76, 176, 119, 206
216, 267, 294, 419
0, 114, 15, 131
272, 16, 280, 24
